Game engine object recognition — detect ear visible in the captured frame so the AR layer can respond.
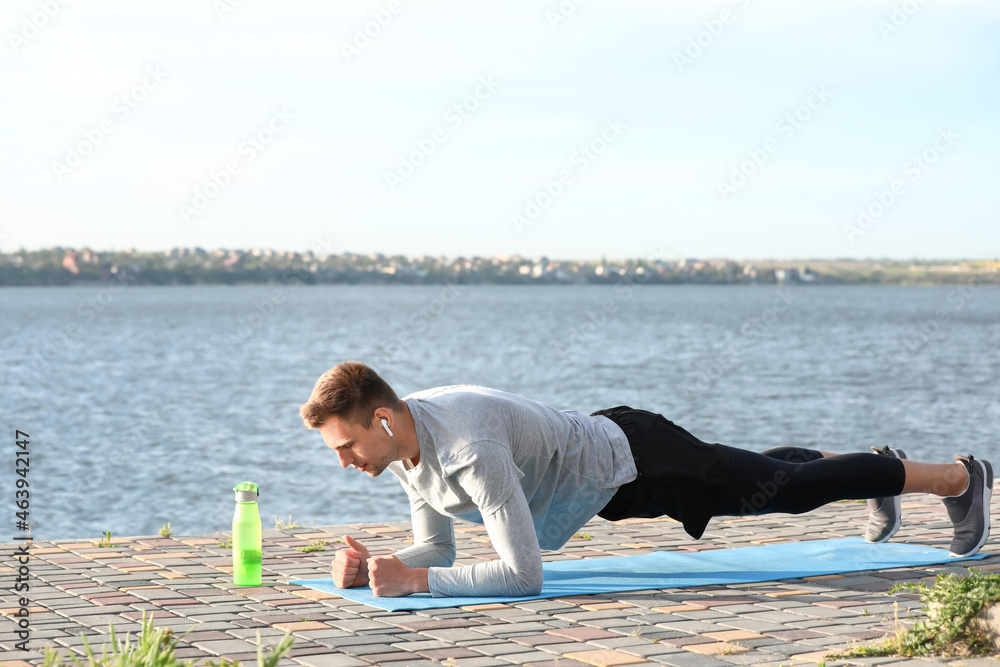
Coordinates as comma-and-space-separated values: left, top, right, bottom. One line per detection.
372, 407, 391, 425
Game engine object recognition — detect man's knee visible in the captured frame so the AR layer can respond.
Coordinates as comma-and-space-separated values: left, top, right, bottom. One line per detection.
760, 446, 824, 464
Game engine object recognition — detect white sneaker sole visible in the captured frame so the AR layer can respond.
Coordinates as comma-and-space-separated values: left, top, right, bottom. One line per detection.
949, 459, 993, 558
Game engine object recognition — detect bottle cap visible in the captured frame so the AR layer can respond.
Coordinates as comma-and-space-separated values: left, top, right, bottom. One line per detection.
233, 481, 259, 502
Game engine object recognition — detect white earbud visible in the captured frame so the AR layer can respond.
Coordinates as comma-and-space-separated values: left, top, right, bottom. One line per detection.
380, 418, 393, 437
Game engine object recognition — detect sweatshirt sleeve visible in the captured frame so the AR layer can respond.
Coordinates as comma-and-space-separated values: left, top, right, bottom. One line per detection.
393, 486, 456, 569
426, 442, 544, 597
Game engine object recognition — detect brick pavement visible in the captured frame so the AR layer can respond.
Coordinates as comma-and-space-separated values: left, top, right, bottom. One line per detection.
1, 485, 998, 666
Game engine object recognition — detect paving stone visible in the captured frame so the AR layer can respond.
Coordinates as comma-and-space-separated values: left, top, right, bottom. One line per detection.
470, 641, 538, 656
651, 650, 744, 666
478, 622, 558, 636
736, 610, 812, 623
535, 641, 594, 654
328, 642, 398, 656
415, 646, 482, 660
554, 610, 636, 622
448, 658, 511, 667
511, 634, 572, 647
546, 626, 621, 642
191, 637, 259, 655
351, 651, 418, 663
326, 618, 395, 633
179, 630, 233, 642
764, 628, 826, 641
315, 633, 401, 648
628, 614, 689, 625
388, 639, 453, 652
756, 641, 831, 658
683, 641, 749, 656
422, 627, 493, 642
293, 654, 369, 667
799, 635, 858, 648
617, 643, 686, 658
561, 648, 650, 666
661, 636, 716, 648
587, 636, 649, 649
654, 621, 728, 634
394, 618, 483, 632
713, 618, 788, 633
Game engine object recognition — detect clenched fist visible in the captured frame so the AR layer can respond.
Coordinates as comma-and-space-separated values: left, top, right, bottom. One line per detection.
331, 534, 370, 588
367, 554, 414, 597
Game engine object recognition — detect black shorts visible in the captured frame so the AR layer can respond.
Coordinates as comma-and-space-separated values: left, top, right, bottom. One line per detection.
591, 406, 733, 539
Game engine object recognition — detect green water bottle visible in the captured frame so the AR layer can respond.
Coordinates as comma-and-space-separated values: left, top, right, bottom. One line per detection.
232, 481, 262, 586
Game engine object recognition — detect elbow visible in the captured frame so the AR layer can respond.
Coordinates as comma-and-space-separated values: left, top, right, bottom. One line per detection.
519, 574, 543, 596
513, 565, 543, 596
441, 543, 457, 567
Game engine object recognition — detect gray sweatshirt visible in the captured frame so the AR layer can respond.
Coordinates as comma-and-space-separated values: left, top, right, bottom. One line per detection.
387, 385, 637, 597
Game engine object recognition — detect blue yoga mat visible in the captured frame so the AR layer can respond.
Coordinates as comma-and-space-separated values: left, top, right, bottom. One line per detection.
289, 537, 988, 612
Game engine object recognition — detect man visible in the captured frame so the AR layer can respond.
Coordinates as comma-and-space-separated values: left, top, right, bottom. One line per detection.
299, 361, 993, 598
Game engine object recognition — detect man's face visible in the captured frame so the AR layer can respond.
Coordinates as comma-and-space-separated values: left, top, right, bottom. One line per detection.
319, 414, 397, 477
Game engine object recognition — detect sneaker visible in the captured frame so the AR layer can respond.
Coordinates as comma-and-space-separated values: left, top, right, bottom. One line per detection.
944, 454, 993, 558
865, 446, 908, 543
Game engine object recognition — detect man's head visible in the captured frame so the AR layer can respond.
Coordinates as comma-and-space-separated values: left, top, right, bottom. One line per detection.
300, 361, 404, 476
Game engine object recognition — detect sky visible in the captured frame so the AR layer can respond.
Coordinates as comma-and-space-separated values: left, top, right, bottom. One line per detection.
1, 0, 998, 261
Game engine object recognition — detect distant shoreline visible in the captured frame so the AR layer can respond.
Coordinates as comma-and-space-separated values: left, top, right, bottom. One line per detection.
3, 279, 1000, 288
2, 249, 996, 287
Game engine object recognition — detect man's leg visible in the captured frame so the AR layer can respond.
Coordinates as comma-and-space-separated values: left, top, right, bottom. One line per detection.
758, 446, 828, 464
760, 445, 918, 542
714, 445, 991, 556
715, 447, 970, 516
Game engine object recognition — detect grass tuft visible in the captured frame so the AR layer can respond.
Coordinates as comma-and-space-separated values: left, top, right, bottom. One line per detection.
274, 515, 301, 530
42, 611, 294, 666
92, 531, 120, 548
296, 540, 330, 553
718, 641, 742, 655
826, 569, 1000, 659
159, 521, 172, 538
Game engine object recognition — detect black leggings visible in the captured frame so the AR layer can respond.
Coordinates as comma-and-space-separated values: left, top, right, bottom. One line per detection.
713, 446, 907, 516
